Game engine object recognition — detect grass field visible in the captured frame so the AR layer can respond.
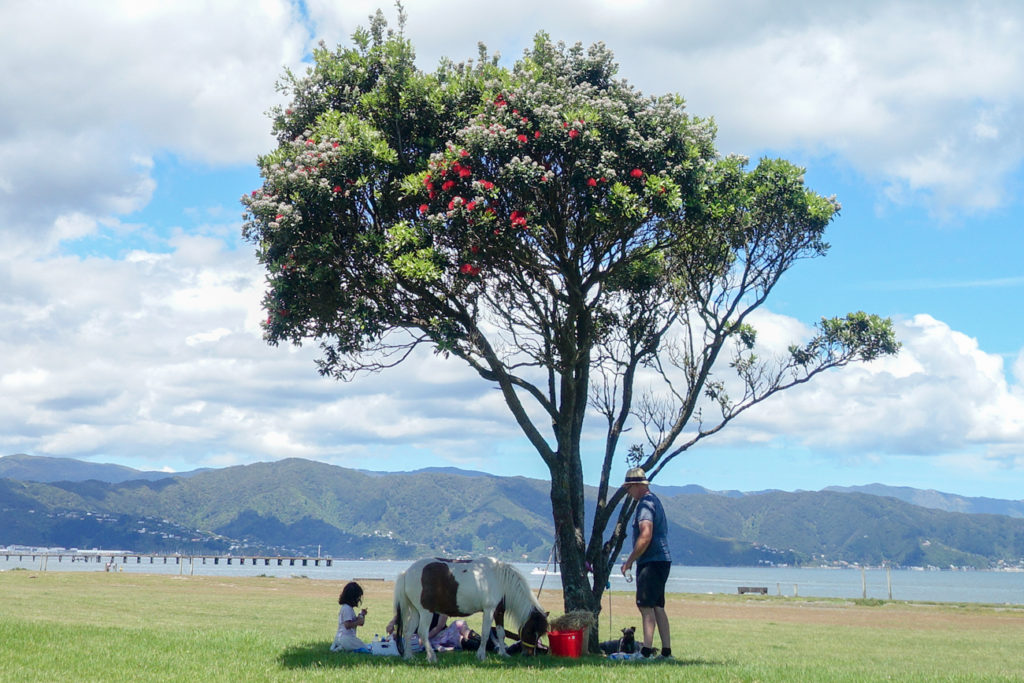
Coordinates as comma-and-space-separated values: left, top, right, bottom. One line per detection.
1, 569, 1022, 681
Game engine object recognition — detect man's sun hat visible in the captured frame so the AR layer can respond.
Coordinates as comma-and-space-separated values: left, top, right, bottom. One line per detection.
624, 467, 649, 485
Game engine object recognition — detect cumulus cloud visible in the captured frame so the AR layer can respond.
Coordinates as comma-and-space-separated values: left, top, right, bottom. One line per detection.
0, 0, 310, 254
0, 233, 526, 470
730, 314, 1024, 462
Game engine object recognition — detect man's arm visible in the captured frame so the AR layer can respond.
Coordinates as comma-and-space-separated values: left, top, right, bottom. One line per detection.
622, 519, 653, 574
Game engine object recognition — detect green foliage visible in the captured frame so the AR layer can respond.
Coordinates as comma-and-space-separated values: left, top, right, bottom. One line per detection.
791, 312, 900, 366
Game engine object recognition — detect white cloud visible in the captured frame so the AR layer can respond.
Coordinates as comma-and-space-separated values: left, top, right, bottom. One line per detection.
731, 314, 1024, 459
0, 0, 310, 254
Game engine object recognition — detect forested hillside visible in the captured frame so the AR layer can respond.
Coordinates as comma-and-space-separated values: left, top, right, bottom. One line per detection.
3, 457, 1023, 568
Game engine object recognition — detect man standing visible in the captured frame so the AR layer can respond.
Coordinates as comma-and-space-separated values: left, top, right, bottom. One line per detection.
621, 467, 672, 660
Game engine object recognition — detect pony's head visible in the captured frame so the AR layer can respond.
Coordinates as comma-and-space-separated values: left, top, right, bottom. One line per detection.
517, 607, 549, 655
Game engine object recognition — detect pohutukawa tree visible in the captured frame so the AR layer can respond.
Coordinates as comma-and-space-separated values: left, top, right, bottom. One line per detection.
243, 10, 898, 647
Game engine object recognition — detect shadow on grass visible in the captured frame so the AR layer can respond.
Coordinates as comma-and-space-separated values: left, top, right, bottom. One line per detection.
279, 642, 723, 670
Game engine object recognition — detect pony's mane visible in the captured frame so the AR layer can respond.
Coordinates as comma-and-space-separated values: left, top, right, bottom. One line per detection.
496, 561, 542, 630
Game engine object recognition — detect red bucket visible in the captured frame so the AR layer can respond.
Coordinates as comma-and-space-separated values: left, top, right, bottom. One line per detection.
547, 629, 583, 658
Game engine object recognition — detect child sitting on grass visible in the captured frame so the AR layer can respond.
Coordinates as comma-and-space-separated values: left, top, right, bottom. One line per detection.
330, 581, 369, 652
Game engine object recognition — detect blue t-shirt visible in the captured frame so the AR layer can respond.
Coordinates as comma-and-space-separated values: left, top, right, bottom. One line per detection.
632, 491, 671, 564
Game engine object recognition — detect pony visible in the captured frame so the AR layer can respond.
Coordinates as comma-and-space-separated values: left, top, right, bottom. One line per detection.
393, 557, 549, 663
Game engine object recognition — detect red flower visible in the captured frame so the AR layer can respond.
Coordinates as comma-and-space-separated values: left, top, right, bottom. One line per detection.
460, 149, 469, 157
517, 134, 528, 144
332, 185, 342, 193
423, 173, 432, 184
586, 178, 597, 187
275, 214, 283, 219
419, 204, 429, 214
510, 210, 528, 228
460, 263, 481, 276
458, 167, 472, 179
442, 180, 456, 191
568, 129, 579, 139
494, 94, 507, 107
429, 190, 436, 199
470, 245, 480, 254
285, 109, 293, 115
630, 168, 644, 178
562, 121, 569, 128
466, 201, 477, 211
332, 142, 339, 148
251, 190, 258, 196
479, 180, 495, 191
534, 130, 541, 139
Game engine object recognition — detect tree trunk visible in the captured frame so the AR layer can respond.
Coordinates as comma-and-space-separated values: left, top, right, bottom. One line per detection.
548, 466, 602, 651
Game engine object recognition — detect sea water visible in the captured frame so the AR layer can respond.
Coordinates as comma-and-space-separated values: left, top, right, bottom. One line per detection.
2, 556, 1021, 605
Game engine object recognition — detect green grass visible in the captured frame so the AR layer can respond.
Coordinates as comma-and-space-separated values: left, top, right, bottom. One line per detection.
1, 571, 1022, 681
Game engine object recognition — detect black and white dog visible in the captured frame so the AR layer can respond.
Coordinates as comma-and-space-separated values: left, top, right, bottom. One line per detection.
599, 626, 637, 655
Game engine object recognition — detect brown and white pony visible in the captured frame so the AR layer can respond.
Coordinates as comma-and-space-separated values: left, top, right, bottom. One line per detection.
393, 557, 549, 662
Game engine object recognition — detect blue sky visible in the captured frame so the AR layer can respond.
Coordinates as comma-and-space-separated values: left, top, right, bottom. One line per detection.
1, 0, 1022, 499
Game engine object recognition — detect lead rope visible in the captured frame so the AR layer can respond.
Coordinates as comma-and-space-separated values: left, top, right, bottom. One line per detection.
535, 544, 556, 599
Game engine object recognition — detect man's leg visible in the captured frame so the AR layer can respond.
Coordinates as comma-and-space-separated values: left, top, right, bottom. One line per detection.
639, 606, 656, 650
653, 606, 671, 650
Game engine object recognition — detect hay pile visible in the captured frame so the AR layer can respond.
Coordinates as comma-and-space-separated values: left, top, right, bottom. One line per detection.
548, 610, 597, 636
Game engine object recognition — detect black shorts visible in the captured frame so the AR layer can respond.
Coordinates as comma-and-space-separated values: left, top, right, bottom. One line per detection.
635, 561, 671, 608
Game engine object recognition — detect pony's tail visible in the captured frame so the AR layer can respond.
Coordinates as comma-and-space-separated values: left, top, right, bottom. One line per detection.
392, 570, 406, 655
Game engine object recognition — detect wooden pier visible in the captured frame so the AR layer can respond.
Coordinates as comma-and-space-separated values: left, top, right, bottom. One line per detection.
1, 552, 333, 567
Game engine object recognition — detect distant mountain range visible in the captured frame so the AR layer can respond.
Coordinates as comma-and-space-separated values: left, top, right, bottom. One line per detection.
822, 484, 1024, 519
2, 454, 1023, 568
0, 453, 208, 483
